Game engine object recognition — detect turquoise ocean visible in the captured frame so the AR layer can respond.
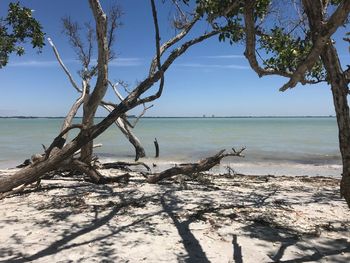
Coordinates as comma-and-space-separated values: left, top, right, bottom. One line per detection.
0, 117, 342, 176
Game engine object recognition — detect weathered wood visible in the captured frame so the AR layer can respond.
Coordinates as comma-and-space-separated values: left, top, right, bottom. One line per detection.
16, 159, 31, 168
102, 104, 146, 161
147, 148, 244, 183
102, 161, 150, 171
154, 138, 159, 158
69, 159, 130, 184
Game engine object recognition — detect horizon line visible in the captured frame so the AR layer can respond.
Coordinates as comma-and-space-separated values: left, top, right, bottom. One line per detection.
0, 115, 335, 119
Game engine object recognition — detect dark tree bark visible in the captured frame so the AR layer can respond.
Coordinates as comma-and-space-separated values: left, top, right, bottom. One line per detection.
154, 138, 159, 158
323, 46, 350, 206
302, 0, 350, 207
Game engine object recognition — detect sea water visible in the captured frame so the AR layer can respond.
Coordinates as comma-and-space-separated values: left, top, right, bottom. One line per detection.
0, 117, 342, 176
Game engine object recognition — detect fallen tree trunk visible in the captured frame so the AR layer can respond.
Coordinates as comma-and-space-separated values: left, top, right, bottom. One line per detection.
147, 148, 245, 183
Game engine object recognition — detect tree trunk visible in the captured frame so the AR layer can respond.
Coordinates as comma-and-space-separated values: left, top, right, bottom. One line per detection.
103, 105, 146, 161
302, 0, 350, 207
80, 115, 94, 163
115, 118, 146, 161
321, 44, 350, 207
80, 83, 94, 164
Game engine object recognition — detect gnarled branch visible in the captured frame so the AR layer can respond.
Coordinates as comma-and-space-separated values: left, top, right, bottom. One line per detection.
147, 148, 245, 183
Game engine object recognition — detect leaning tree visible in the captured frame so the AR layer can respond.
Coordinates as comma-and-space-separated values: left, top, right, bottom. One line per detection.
0, 0, 245, 194
209, 0, 350, 206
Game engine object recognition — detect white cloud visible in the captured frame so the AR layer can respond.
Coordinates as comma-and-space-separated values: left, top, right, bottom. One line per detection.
109, 58, 143, 67
176, 63, 249, 70
8, 57, 143, 67
8, 60, 61, 67
202, 54, 245, 59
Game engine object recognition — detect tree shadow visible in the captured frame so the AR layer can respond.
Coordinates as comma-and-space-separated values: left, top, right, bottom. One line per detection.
161, 192, 211, 263
241, 222, 349, 263
232, 234, 243, 263
3, 190, 160, 263
276, 240, 350, 263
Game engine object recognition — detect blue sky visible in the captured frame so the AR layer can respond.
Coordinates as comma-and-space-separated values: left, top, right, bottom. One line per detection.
0, 0, 348, 117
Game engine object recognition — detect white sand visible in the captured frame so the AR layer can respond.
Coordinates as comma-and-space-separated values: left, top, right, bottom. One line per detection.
0, 169, 349, 263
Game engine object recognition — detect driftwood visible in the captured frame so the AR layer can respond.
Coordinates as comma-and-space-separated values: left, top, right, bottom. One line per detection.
147, 148, 245, 183
154, 138, 159, 158
102, 161, 151, 171
0, 180, 41, 200
68, 159, 130, 184
16, 159, 31, 168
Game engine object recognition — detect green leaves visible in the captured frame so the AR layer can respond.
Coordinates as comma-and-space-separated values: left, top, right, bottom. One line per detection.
258, 27, 326, 81
196, 0, 269, 44
0, 2, 45, 68
219, 18, 244, 44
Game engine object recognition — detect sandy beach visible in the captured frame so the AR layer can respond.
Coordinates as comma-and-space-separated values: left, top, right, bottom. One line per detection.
1, 0, 349, 262
1, 166, 349, 263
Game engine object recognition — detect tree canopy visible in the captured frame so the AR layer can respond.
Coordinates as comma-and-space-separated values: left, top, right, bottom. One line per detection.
0, 2, 45, 68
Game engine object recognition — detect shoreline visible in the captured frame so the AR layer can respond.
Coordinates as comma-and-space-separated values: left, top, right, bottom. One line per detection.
0, 170, 349, 262
0, 156, 342, 177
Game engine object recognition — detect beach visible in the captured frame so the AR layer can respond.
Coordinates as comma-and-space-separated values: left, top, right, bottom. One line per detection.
0, 0, 349, 261
0, 168, 349, 262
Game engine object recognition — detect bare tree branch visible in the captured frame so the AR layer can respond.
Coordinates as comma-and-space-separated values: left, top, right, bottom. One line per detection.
60, 80, 87, 140
149, 14, 200, 75
85, 22, 95, 68
85, 0, 109, 121
108, 80, 124, 101
137, 30, 219, 106
47, 38, 81, 93
48, 37, 88, 140
102, 104, 146, 160
62, 16, 89, 68
107, 5, 123, 60
44, 124, 83, 159
145, 0, 165, 107
127, 104, 154, 128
